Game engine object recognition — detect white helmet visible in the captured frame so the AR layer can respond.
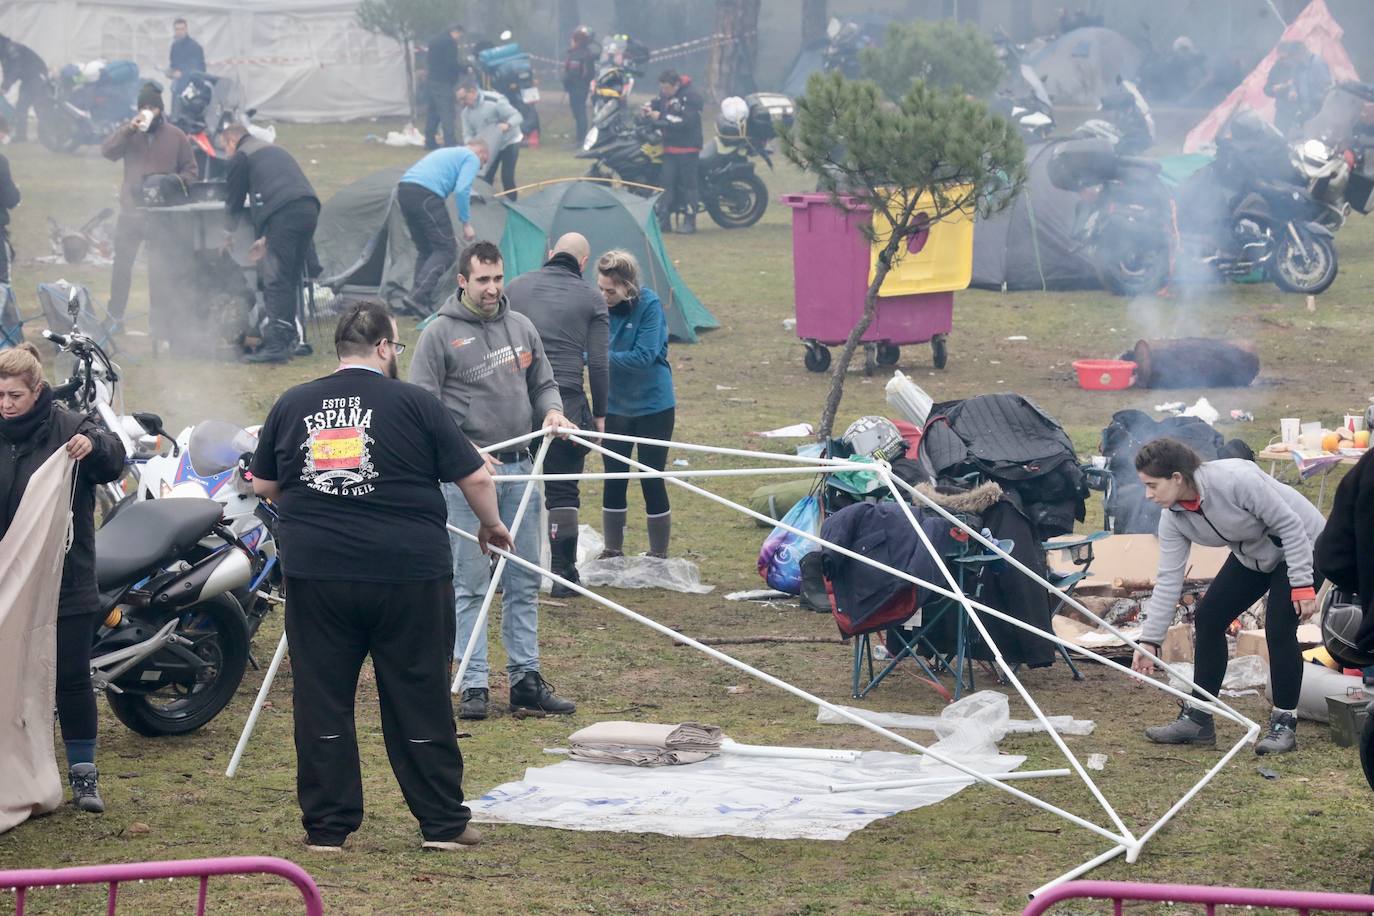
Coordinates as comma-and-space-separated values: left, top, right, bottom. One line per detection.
842, 416, 906, 462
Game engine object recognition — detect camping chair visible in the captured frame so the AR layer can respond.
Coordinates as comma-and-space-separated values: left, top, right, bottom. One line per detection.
1032, 529, 1112, 681
0, 283, 40, 349
850, 518, 1008, 700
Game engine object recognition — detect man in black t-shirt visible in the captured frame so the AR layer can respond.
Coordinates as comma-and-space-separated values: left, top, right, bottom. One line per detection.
251, 299, 510, 853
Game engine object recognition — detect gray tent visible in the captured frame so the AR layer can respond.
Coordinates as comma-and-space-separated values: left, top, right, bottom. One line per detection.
1028, 27, 1141, 107
315, 168, 507, 308
971, 141, 1098, 292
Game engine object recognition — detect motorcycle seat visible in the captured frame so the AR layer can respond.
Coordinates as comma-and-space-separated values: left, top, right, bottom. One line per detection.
1117, 156, 1162, 175
95, 498, 224, 590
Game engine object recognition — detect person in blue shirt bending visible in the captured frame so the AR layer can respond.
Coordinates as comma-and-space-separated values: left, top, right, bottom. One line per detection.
395, 139, 490, 316
593, 250, 677, 559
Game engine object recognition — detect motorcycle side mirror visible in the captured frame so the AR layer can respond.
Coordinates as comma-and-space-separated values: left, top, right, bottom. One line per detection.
133, 411, 164, 437
67, 287, 82, 321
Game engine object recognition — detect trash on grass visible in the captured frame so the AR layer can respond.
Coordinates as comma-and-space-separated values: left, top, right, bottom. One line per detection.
1165, 655, 1268, 697
1086, 754, 1108, 771
752, 422, 814, 438
1230, 410, 1254, 422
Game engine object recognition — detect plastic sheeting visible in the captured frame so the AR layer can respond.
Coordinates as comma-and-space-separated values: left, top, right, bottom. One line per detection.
1166, 655, 1270, 698
816, 692, 1097, 737
0, 452, 73, 834
0, 0, 409, 122
470, 748, 1023, 841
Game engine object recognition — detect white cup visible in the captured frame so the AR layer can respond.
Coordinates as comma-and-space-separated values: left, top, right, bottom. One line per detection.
1280, 418, 1300, 445
1345, 414, 1366, 433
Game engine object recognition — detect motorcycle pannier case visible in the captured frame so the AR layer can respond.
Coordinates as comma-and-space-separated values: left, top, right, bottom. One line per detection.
745, 92, 794, 141
1347, 170, 1374, 215
1047, 139, 1120, 192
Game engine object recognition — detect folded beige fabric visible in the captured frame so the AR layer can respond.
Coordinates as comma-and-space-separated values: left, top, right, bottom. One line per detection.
567, 721, 723, 767
568, 746, 715, 767
568, 721, 722, 752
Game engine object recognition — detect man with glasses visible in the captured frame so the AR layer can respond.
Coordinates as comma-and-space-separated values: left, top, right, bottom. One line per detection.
251, 300, 510, 853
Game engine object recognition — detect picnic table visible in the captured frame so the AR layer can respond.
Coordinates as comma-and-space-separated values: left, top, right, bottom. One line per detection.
1256, 446, 1362, 510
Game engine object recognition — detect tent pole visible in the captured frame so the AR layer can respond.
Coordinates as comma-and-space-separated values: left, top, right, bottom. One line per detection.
451, 435, 552, 694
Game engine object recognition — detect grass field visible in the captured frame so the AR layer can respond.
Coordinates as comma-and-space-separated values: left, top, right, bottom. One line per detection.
1, 100, 1373, 914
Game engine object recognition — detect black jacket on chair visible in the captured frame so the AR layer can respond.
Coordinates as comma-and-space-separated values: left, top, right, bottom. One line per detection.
0, 390, 126, 617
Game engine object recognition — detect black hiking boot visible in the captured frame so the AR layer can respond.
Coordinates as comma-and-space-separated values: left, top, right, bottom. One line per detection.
510, 672, 576, 716
68, 763, 105, 813
458, 687, 489, 720
1144, 703, 1216, 746
549, 532, 580, 598
243, 320, 297, 364
1255, 710, 1298, 755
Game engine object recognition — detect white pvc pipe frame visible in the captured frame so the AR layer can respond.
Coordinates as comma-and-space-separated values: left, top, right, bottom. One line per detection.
226, 427, 1259, 895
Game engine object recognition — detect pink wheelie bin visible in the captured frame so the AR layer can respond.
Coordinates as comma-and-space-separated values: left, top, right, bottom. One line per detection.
781, 192, 973, 375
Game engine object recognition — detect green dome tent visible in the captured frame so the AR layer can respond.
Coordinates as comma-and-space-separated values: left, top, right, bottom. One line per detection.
499, 180, 718, 343
318, 173, 717, 343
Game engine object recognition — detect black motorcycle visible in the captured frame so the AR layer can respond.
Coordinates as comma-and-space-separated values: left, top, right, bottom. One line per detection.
90, 497, 256, 737
1050, 135, 1339, 296
475, 33, 540, 143
35, 64, 139, 154
578, 94, 791, 230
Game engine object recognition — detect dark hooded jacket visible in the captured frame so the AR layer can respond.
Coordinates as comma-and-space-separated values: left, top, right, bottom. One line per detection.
0, 387, 126, 617
649, 76, 704, 152
1315, 448, 1374, 651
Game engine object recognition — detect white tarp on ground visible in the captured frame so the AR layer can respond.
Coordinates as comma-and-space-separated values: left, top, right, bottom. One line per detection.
469, 750, 1024, 841
0, 0, 408, 121
0, 451, 73, 834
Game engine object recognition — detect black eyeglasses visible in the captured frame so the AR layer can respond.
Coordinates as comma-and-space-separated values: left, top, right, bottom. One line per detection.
380, 339, 406, 355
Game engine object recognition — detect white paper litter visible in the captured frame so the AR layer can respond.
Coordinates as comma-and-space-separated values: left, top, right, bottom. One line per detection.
752, 422, 815, 438
1157, 398, 1219, 425
469, 749, 1023, 840
1165, 655, 1269, 697
817, 694, 1096, 737
580, 554, 714, 594
1087, 754, 1108, 771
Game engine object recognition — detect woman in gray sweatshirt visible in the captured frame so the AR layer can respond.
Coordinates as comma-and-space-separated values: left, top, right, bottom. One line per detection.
1130, 438, 1324, 755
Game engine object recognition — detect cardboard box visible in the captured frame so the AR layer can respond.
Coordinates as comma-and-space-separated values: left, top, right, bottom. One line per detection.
1161, 623, 1194, 663
1236, 629, 1268, 663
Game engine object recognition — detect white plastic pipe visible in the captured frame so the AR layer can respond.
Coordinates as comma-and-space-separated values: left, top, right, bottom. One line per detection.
452, 435, 552, 694
225, 631, 289, 778
829, 768, 1071, 793
444, 521, 1131, 849
1028, 845, 1129, 899
717, 739, 860, 762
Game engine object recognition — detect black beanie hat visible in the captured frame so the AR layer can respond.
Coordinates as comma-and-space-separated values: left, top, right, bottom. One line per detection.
137, 82, 164, 110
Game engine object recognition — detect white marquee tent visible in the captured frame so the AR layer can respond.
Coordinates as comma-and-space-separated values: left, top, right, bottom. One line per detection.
0, 0, 409, 121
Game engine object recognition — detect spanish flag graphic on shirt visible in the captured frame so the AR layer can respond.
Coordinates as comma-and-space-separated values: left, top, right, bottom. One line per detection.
311, 426, 365, 470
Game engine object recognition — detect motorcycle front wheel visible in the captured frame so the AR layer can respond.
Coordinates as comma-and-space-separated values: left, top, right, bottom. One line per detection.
1271, 229, 1338, 295
704, 173, 769, 229
1097, 240, 1171, 297
106, 593, 250, 737
36, 109, 80, 154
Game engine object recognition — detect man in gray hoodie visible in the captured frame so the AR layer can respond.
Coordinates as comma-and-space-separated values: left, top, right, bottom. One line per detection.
411, 240, 574, 722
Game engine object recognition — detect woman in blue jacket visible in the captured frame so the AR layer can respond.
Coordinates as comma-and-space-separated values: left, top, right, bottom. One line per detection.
594, 250, 676, 558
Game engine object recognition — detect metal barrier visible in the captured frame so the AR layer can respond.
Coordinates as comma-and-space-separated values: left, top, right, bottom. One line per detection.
1024, 879, 1374, 914
0, 856, 324, 915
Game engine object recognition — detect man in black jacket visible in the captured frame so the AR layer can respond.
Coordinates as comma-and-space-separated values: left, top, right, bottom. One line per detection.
648, 70, 704, 234
221, 124, 320, 364
0, 35, 47, 144
0, 116, 20, 284
169, 18, 207, 79
505, 232, 609, 594
424, 24, 467, 149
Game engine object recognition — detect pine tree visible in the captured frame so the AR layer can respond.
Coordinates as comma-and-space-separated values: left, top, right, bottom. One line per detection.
781, 70, 1026, 440
860, 19, 1004, 101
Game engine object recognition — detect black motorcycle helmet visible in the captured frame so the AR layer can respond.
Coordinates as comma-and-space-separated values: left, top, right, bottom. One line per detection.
1321, 588, 1374, 668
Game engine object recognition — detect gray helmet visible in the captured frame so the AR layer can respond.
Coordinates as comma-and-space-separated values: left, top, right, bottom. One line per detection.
1321, 589, 1374, 668
842, 415, 905, 462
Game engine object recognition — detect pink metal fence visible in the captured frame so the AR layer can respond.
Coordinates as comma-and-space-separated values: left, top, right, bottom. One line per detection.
0, 856, 323, 916
1024, 879, 1374, 915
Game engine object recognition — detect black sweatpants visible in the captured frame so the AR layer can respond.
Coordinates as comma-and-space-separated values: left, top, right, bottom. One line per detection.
483, 144, 520, 198
544, 390, 593, 511
397, 181, 456, 310
108, 210, 146, 321
1192, 555, 1319, 710
285, 575, 469, 846
566, 84, 589, 144
260, 199, 319, 329
657, 151, 700, 221
56, 612, 100, 744
602, 408, 675, 515
423, 79, 458, 149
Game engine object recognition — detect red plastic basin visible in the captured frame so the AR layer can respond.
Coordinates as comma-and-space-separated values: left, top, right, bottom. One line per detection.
1073, 359, 1135, 391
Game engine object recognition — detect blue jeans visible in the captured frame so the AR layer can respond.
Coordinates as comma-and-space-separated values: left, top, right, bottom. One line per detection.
443, 458, 541, 689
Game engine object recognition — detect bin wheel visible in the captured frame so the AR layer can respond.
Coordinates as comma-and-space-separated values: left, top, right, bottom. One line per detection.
876, 343, 900, 366
803, 344, 831, 373
932, 334, 949, 370
862, 343, 878, 377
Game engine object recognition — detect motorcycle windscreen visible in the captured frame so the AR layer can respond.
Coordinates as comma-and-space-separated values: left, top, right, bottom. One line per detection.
187, 420, 258, 477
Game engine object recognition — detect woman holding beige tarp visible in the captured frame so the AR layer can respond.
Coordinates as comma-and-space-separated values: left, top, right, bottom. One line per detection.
0, 343, 124, 813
